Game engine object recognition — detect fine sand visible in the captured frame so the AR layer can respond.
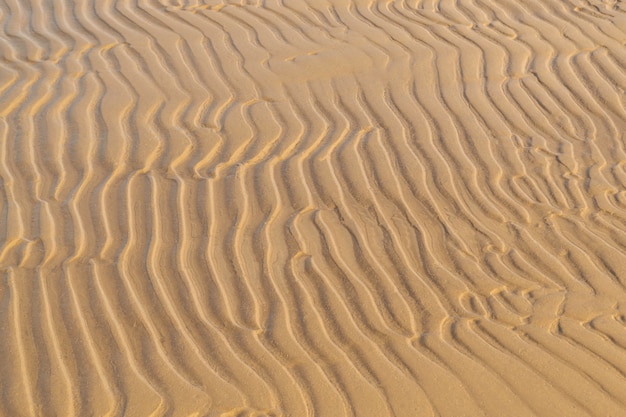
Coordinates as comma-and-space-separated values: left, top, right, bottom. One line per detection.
1, 0, 626, 416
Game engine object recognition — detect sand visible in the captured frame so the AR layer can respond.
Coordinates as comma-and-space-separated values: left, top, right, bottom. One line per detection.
1, 0, 626, 416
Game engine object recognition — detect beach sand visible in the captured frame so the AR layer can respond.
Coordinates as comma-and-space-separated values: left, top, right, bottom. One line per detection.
1, 0, 626, 416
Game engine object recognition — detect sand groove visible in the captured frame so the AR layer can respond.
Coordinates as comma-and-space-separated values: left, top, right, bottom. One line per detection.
2, 0, 626, 416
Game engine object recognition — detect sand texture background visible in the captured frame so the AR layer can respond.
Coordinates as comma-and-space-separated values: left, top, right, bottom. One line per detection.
1, 0, 626, 416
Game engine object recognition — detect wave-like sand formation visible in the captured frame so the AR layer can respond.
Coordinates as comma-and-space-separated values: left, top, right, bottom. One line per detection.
1, 0, 626, 415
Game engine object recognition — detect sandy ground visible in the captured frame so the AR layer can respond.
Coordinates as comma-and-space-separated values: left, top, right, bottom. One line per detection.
1, 0, 626, 416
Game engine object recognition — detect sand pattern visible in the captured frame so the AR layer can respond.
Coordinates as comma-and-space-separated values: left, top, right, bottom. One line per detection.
1, 0, 626, 416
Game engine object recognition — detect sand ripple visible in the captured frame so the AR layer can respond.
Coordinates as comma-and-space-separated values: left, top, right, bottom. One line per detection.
1, 0, 626, 416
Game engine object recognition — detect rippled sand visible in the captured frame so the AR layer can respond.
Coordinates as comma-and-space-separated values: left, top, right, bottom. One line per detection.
2, 0, 626, 416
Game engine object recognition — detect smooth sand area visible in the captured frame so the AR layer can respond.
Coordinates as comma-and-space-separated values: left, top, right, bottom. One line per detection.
1, 0, 626, 416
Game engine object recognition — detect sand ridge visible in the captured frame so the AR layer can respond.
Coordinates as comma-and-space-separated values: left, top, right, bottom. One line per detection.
1, 0, 626, 416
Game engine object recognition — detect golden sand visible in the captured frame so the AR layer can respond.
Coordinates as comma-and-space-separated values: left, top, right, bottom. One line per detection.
1, 0, 626, 416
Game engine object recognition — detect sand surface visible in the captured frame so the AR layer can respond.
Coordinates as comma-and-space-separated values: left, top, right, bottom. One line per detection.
1, 0, 626, 416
